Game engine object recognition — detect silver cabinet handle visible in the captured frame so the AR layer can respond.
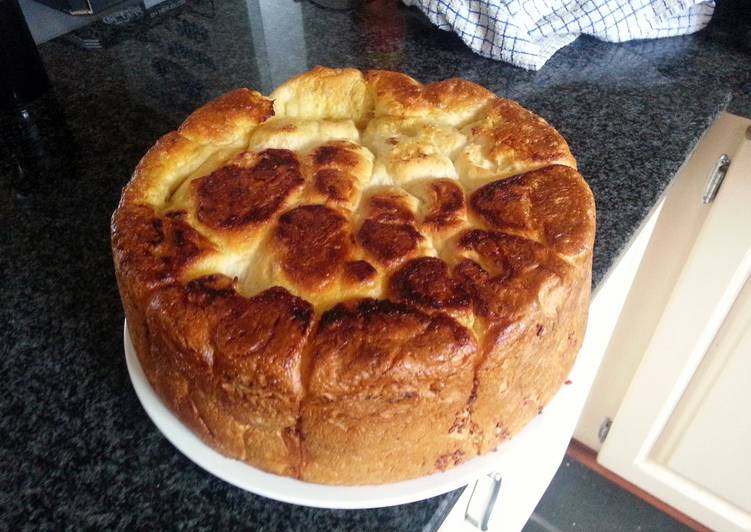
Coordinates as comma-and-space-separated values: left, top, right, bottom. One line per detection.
464, 472, 503, 530
703, 154, 731, 204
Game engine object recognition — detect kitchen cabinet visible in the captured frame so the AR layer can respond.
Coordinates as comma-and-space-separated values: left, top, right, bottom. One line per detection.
589, 113, 751, 531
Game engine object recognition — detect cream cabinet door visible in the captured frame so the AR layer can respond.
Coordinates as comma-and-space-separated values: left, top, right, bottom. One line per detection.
598, 121, 751, 532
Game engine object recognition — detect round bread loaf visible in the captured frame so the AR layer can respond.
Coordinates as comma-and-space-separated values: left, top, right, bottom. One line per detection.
112, 67, 595, 485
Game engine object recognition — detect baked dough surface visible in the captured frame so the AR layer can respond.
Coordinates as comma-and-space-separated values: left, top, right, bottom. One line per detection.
112, 67, 595, 485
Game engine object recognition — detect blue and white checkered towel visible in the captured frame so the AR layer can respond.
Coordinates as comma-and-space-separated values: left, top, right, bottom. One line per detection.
403, 0, 715, 70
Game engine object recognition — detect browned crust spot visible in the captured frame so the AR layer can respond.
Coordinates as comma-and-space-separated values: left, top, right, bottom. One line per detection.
312, 143, 362, 167
308, 298, 477, 398
343, 260, 377, 285
389, 257, 470, 312
459, 230, 552, 277
314, 169, 355, 203
195, 149, 303, 231
364, 191, 416, 224
213, 286, 314, 394
420, 179, 466, 230
112, 204, 215, 292
309, 141, 367, 206
357, 220, 423, 266
149, 277, 314, 396
435, 449, 466, 471
455, 230, 571, 321
469, 165, 595, 256
273, 204, 352, 291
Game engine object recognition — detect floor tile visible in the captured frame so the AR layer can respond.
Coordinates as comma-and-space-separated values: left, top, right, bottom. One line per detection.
523, 458, 690, 532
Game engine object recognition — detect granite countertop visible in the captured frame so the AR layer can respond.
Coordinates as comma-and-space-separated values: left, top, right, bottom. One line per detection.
1, 0, 749, 530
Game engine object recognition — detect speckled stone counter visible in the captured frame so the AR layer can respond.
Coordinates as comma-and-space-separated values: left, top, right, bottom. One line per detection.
1, 1, 749, 530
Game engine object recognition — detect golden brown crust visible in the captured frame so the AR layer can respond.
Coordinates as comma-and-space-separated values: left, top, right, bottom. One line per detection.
389, 257, 471, 314
363, 189, 417, 223
111, 67, 595, 485
179, 89, 274, 145
121, 132, 206, 207
343, 260, 378, 284
481, 99, 575, 168
470, 165, 595, 257
456, 230, 573, 321
456, 98, 577, 186
470, 266, 591, 453
308, 299, 477, 396
357, 219, 424, 267
301, 299, 479, 483
307, 141, 371, 209
111, 204, 216, 297
122, 89, 275, 208
414, 178, 467, 232
144, 277, 313, 475
194, 149, 304, 231
366, 70, 494, 125
273, 204, 352, 292
313, 169, 354, 205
